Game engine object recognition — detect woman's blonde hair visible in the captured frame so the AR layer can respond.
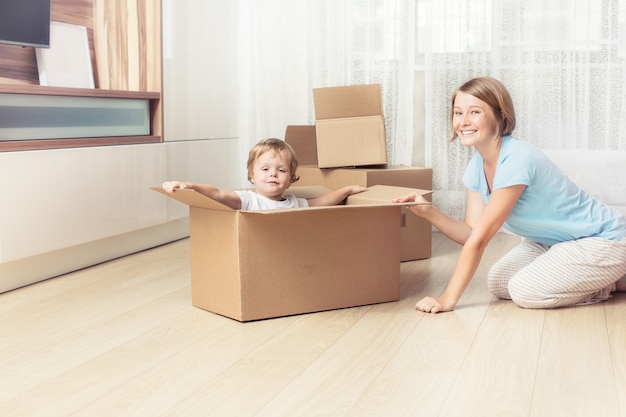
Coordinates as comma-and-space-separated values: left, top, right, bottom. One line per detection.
449, 77, 516, 142
246, 138, 300, 183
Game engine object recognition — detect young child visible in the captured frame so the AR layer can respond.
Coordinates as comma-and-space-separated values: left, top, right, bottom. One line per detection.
162, 138, 367, 210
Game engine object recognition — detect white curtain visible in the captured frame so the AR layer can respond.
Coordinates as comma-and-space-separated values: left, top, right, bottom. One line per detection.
237, 0, 626, 221
423, 0, 626, 219
237, 0, 416, 185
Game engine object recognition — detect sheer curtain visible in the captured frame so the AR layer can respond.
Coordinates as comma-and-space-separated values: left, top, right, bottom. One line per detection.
237, 0, 416, 185
237, 0, 626, 219
423, 0, 626, 219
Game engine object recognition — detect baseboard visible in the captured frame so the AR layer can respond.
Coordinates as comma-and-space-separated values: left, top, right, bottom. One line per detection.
0, 219, 190, 294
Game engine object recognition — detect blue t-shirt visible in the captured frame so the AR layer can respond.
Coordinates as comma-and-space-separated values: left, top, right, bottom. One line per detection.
462, 136, 625, 245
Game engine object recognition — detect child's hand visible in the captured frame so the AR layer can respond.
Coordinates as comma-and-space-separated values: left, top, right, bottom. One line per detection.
348, 185, 368, 195
162, 181, 190, 194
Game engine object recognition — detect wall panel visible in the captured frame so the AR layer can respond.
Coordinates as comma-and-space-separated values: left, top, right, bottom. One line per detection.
162, 0, 238, 141
0, 0, 94, 85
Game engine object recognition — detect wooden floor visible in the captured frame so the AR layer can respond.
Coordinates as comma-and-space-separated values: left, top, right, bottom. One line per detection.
1, 232, 625, 417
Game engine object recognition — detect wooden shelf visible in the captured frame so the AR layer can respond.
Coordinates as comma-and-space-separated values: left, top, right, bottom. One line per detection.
0, 0, 162, 153
0, 84, 160, 100
0, 84, 162, 152
0, 136, 161, 152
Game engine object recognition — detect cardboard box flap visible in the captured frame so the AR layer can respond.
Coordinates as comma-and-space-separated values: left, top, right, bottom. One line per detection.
313, 84, 383, 120
296, 165, 433, 191
151, 187, 235, 211
347, 184, 432, 207
284, 125, 318, 166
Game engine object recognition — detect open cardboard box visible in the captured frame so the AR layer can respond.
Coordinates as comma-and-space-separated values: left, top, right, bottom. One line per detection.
277, 154, 434, 260
347, 185, 432, 261
312, 84, 387, 168
152, 185, 430, 321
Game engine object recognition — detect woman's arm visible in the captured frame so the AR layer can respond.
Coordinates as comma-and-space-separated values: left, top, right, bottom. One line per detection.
395, 190, 485, 245
307, 185, 367, 207
416, 184, 525, 313
162, 181, 242, 210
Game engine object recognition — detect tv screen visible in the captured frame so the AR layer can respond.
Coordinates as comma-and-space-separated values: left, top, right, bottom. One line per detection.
0, 0, 51, 48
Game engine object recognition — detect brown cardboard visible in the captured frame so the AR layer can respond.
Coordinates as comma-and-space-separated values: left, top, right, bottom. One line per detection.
294, 165, 433, 261
347, 185, 432, 261
346, 184, 431, 205
313, 84, 384, 119
315, 115, 387, 168
284, 125, 318, 166
312, 84, 388, 168
152, 186, 403, 322
295, 165, 433, 191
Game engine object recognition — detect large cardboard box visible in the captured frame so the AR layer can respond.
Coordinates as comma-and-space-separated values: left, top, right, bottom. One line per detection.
152, 186, 428, 322
295, 165, 432, 190
293, 165, 433, 261
347, 185, 432, 262
284, 125, 318, 166
312, 84, 388, 168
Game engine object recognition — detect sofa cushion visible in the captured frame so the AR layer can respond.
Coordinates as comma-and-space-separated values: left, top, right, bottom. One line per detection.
542, 149, 626, 218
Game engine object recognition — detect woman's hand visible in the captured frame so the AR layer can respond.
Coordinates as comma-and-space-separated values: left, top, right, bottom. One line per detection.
393, 192, 433, 218
415, 294, 456, 314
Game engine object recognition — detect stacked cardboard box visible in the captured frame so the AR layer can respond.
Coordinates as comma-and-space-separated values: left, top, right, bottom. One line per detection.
286, 84, 433, 261
292, 165, 433, 261
312, 84, 388, 168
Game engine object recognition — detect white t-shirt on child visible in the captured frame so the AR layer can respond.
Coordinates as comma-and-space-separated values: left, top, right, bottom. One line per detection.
234, 190, 309, 210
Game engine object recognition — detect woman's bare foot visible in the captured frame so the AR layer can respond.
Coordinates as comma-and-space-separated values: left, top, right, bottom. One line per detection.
616, 275, 626, 292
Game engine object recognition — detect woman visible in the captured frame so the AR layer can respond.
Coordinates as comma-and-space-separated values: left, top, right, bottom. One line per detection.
395, 77, 626, 313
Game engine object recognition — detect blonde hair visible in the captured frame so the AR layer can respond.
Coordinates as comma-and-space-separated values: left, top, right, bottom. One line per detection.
246, 138, 300, 183
449, 77, 516, 142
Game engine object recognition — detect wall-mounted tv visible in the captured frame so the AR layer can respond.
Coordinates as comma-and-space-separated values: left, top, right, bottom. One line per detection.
0, 0, 51, 48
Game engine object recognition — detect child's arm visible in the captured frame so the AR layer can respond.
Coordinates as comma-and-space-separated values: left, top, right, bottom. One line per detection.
162, 181, 242, 209
307, 185, 367, 207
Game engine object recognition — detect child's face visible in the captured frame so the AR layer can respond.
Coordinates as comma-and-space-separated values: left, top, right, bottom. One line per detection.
250, 150, 293, 200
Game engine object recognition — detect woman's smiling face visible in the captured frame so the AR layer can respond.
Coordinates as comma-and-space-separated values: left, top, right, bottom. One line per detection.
452, 91, 500, 148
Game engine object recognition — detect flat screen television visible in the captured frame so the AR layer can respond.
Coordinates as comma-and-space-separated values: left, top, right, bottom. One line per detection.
0, 0, 51, 48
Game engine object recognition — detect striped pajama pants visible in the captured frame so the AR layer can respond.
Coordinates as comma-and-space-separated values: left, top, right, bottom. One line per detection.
488, 236, 626, 309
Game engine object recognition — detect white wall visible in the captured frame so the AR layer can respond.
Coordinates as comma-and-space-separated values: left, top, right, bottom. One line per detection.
162, 0, 239, 142
0, 0, 241, 292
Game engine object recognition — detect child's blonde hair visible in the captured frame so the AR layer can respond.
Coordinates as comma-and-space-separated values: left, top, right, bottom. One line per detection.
246, 138, 300, 183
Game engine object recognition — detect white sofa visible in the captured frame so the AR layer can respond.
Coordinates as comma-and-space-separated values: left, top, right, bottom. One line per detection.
543, 149, 626, 218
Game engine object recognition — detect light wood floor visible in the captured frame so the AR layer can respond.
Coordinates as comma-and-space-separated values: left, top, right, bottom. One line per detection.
1, 232, 625, 417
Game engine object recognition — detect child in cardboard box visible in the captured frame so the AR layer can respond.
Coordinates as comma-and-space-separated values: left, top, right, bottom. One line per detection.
163, 138, 366, 210
395, 76, 626, 314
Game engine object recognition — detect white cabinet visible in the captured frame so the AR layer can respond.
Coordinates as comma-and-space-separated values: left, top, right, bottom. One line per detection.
0, 1, 243, 293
